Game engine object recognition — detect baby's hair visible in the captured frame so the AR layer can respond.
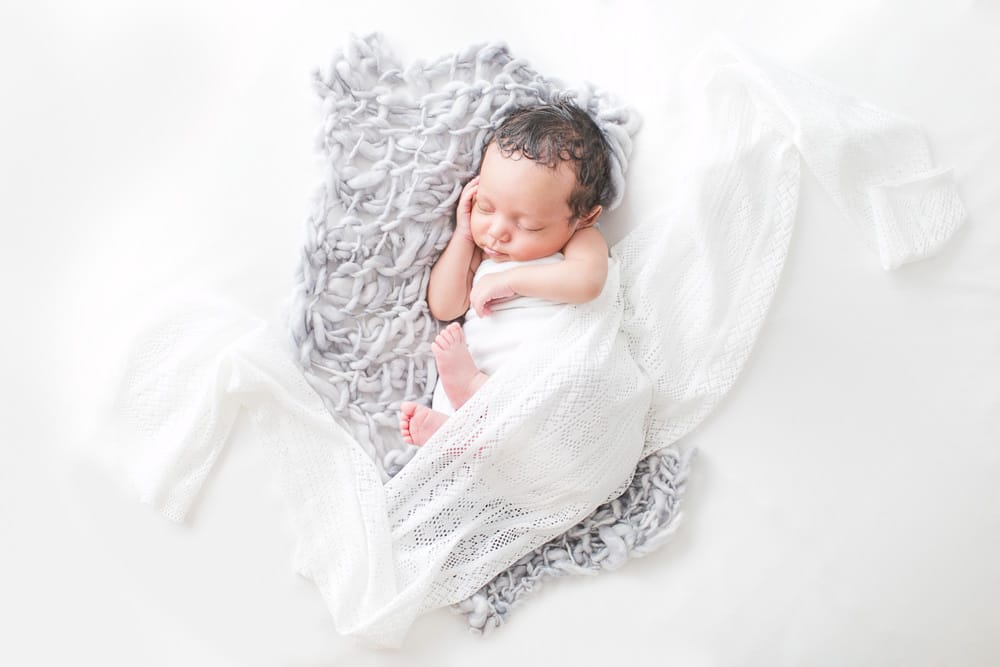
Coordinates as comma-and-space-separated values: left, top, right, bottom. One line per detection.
482, 99, 613, 220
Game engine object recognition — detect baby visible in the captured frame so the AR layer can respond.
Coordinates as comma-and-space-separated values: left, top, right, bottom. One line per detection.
400, 100, 614, 445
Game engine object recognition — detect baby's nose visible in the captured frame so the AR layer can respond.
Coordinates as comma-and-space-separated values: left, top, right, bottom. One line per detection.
488, 218, 511, 242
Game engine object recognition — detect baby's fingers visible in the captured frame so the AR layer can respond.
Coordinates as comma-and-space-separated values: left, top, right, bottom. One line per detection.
460, 176, 480, 203
456, 177, 480, 237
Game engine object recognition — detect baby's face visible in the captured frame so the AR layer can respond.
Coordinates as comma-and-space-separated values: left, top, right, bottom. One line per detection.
470, 143, 579, 262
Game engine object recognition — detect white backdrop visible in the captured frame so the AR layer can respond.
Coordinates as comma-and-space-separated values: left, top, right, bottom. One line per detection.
2, 1, 998, 664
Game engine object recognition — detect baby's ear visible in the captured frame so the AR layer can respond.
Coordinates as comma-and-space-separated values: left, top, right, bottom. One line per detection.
576, 205, 603, 229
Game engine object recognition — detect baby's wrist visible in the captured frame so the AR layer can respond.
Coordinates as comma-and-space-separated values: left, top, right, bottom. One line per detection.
502, 268, 528, 296
451, 228, 475, 247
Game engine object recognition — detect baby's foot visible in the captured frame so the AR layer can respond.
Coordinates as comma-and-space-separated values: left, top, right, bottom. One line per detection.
400, 401, 448, 446
432, 323, 488, 410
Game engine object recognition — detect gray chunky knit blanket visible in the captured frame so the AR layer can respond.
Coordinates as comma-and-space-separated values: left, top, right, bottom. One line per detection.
287, 33, 689, 633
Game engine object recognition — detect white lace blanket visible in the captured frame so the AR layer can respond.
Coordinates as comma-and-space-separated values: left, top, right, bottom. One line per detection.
100, 36, 965, 648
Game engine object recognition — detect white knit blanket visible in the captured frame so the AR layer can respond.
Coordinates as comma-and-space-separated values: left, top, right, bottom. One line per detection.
101, 36, 965, 648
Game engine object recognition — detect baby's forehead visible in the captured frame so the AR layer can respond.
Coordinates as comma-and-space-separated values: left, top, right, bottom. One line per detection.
477, 151, 576, 220
481, 154, 571, 183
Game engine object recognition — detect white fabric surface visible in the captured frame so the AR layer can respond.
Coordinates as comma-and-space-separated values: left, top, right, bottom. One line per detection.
5, 1, 1000, 665
432, 253, 565, 415
86, 34, 963, 648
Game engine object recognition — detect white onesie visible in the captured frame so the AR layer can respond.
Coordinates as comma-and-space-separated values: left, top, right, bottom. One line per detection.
430, 252, 565, 415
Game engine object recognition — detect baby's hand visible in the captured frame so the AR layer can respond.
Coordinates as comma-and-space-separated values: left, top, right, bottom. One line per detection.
455, 176, 480, 244
470, 272, 516, 317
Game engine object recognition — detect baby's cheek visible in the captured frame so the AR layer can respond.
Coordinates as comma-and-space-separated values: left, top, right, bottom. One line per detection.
469, 211, 486, 233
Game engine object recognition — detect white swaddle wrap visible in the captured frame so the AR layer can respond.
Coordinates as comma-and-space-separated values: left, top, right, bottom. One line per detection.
432, 253, 565, 415
94, 36, 966, 648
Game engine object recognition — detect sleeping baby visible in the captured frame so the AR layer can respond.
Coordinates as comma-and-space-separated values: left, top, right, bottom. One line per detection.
400, 100, 615, 445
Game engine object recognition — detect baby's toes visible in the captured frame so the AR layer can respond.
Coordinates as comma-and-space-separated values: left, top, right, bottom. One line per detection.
434, 330, 451, 348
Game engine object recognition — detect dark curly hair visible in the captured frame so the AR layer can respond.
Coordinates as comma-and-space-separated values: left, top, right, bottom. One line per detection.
482, 100, 613, 221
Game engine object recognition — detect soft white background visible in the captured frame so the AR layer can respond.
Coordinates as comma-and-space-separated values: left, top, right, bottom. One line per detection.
2, 0, 998, 664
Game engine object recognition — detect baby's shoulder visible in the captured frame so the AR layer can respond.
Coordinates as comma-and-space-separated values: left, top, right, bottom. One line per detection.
564, 226, 609, 258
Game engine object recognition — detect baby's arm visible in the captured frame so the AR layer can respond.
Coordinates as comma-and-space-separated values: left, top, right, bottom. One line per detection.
470, 227, 609, 316
428, 177, 483, 321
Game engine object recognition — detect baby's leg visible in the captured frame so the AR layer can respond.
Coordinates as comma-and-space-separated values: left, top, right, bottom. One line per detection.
433, 323, 488, 410
400, 401, 448, 446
